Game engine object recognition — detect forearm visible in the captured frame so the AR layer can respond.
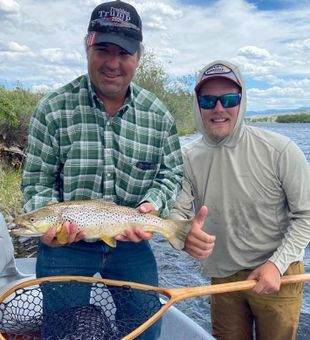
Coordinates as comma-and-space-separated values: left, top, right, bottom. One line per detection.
22, 163, 61, 212
271, 142, 310, 273
22, 109, 61, 212
269, 216, 310, 274
142, 164, 183, 217
170, 164, 196, 220
170, 153, 196, 220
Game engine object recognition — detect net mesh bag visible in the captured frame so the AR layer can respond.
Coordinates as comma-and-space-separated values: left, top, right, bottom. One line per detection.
0, 279, 163, 340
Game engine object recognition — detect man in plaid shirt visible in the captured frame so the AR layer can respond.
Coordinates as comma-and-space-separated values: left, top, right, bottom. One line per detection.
21, 1, 183, 339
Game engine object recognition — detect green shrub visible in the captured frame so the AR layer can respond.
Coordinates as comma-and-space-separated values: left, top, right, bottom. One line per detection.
0, 87, 43, 148
0, 165, 23, 217
0, 88, 18, 127
135, 53, 195, 134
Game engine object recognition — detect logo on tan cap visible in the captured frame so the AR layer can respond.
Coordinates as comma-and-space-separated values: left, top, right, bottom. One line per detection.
195, 63, 241, 92
204, 64, 232, 76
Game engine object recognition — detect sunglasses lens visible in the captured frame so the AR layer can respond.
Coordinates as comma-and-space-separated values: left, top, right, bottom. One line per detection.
198, 95, 217, 109
199, 94, 241, 109
221, 94, 241, 108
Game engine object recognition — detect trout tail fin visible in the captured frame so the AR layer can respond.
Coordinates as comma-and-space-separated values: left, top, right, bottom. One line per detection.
166, 219, 192, 250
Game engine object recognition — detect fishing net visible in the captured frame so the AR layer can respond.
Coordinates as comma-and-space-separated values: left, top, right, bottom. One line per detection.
0, 277, 163, 340
1, 274, 310, 340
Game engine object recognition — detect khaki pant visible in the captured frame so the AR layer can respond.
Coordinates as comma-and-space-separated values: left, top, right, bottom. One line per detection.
211, 262, 304, 340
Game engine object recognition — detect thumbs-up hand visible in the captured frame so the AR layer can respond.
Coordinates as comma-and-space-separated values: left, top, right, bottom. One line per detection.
184, 206, 216, 260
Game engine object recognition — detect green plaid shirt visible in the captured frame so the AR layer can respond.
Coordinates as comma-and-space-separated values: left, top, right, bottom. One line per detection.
22, 75, 183, 217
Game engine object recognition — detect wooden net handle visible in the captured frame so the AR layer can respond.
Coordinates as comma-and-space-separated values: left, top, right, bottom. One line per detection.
165, 273, 310, 303
123, 273, 310, 339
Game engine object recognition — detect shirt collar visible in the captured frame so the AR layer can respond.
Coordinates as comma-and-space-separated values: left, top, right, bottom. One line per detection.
86, 75, 98, 108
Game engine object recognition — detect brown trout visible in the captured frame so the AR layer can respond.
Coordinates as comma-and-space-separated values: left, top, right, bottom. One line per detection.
13, 200, 191, 250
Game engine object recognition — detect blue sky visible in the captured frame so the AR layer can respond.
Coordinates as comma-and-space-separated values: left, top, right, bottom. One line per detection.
1, 0, 310, 112
179, 0, 306, 11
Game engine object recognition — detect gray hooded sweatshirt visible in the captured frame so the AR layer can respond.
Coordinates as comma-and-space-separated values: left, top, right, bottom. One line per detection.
171, 60, 310, 277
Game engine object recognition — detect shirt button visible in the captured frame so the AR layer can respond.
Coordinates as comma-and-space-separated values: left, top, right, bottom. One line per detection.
107, 173, 111, 177
107, 121, 111, 126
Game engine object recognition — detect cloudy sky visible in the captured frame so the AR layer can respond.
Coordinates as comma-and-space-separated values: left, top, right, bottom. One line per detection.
1, 0, 310, 112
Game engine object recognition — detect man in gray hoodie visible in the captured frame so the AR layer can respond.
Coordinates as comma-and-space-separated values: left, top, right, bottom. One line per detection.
171, 60, 310, 339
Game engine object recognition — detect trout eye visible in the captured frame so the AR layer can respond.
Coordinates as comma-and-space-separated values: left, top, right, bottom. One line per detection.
29, 217, 36, 223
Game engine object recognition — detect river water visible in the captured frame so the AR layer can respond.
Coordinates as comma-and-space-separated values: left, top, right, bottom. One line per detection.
151, 123, 310, 338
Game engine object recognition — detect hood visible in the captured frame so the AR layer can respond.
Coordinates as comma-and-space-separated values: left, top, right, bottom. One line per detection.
194, 60, 247, 147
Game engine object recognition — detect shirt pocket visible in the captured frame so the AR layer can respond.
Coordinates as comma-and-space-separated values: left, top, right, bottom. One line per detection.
115, 155, 160, 195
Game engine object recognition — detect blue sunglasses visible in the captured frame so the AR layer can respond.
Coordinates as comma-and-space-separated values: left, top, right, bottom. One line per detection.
198, 93, 241, 109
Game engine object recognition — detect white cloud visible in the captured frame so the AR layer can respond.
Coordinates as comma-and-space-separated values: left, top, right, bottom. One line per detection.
288, 38, 310, 51
7, 41, 29, 52
248, 82, 310, 110
238, 46, 272, 59
0, 0, 20, 13
137, 2, 183, 30
0, 50, 34, 63
41, 48, 83, 64
0, 0, 310, 111
31, 82, 64, 93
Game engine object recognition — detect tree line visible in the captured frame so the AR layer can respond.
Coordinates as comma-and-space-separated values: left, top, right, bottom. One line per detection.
245, 112, 310, 123
275, 113, 310, 123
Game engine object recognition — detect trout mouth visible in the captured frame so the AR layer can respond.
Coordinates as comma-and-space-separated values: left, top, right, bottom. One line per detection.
11, 223, 44, 237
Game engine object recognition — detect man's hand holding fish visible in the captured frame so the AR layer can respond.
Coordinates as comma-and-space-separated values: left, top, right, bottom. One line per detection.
41, 221, 86, 247
114, 202, 155, 243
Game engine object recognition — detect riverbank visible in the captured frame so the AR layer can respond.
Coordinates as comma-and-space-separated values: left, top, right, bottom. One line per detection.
245, 112, 310, 123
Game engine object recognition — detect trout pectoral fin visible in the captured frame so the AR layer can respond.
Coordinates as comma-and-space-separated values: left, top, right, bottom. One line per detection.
56, 227, 69, 245
101, 236, 117, 248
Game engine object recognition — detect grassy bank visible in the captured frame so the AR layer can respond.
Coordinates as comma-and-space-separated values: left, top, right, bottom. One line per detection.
0, 165, 23, 217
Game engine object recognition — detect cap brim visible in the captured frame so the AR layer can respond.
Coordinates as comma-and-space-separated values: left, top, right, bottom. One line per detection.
195, 75, 241, 93
92, 32, 139, 55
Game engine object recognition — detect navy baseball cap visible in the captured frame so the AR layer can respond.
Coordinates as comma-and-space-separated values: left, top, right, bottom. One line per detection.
86, 1, 143, 54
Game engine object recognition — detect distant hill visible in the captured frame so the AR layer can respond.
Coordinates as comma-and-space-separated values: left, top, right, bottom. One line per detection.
245, 107, 310, 118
